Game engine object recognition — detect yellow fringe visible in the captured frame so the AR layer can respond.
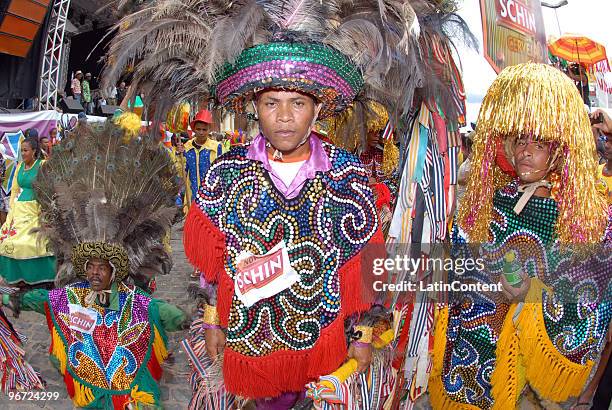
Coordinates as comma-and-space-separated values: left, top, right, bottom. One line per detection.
152, 327, 168, 364
50, 326, 67, 374
431, 305, 448, 379
72, 378, 95, 407
428, 368, 481, 410
517, 281, 594, 402
490, 304, 526, 410
382, 139, 399, 176
129, 384, 155, 409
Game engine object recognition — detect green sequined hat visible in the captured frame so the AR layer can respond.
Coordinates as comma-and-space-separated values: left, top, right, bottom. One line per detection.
212, 41, 364, 119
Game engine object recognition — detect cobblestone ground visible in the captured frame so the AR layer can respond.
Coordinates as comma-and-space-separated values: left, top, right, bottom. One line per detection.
0, 225, 447, 410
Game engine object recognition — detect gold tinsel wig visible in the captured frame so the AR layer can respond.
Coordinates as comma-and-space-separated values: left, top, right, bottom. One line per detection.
325, 101, 387, 149
326, 101, 398, 176
458, 63, 607, 245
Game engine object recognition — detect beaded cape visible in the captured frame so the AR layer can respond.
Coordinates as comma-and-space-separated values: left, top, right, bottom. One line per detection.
184, 141, 383, 398
44, 281, 169, 409
431, 181, 612, 409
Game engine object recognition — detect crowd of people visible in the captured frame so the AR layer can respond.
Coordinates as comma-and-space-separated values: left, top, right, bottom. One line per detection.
67, 70, 129, 116
0, 1, 610, 410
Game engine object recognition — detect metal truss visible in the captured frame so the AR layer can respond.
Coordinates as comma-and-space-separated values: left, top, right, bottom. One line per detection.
38, 0, 71, 111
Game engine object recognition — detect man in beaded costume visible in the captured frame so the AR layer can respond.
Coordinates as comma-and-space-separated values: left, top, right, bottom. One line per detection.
429, 63, 612, 409
4, 124, 188, 409
104, 1, 476, 408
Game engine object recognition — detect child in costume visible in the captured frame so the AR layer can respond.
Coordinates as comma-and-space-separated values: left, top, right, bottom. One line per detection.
4, 123, 187, 409
430, 63, 612, 409
183, 110, 226, 212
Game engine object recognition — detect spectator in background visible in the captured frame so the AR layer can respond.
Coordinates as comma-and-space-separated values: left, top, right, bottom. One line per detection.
24, 128, 39, 140
116, 81, 127, 105
24, 96, 39, 111
591, 109, 612, 206
49, 128, 58, 145
107, 85, 117, 106
77, 112, 88, 128
567, 63, 590, 107
71, 71, 83, 103
82, 73, 93, 114
39, 136, 52, 159
96, 92, 107, 112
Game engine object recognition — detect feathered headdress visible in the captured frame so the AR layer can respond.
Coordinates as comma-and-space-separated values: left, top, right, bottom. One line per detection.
458, 63, 608, 245
34, 124, 180, 286
103, 0, 474, 143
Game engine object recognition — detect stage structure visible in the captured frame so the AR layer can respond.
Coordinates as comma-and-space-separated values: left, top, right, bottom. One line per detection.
38, 0, 71, 110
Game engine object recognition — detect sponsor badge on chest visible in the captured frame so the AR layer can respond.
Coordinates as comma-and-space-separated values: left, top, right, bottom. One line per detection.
68, 303, 98, 334
234, 241, 299, 308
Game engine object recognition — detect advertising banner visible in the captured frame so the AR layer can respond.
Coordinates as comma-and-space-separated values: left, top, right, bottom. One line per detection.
480, 0, 548, 73
593, 60, 612, 108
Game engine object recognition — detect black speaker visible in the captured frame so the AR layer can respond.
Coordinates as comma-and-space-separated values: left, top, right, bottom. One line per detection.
99, 105, 120, 117
60, 98, 84, 113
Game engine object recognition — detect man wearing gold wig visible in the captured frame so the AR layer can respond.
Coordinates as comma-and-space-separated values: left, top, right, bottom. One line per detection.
429, 63, 612, 409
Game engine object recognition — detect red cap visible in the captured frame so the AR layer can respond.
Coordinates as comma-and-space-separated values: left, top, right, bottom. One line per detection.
190, 109, 214, 130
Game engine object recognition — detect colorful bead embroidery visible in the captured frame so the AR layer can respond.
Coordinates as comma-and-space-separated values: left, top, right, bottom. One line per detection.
194, 142, 378, 356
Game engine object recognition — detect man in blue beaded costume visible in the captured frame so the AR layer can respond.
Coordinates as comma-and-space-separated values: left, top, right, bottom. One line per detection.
429, 63, 612, 409
183, 109, 226, 213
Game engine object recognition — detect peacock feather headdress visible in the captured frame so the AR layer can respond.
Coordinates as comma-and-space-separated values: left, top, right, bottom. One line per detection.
103, 0, 474, 145
34, 124, 180, 286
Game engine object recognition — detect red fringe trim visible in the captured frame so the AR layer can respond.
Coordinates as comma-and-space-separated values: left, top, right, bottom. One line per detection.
216, 272, 234, 328
112, 394, 130, 409
223, 315, 346, 398
44, 303, 53, 354
219, 230, 385, 398
392, 303, 414, 369
64, 371, 75, 398
183, 204, 226, 283
340, 228, 384, 316
147, 353, 162, 381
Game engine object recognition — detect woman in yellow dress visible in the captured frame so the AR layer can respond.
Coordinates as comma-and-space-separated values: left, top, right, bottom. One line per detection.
0, 136, 55, 285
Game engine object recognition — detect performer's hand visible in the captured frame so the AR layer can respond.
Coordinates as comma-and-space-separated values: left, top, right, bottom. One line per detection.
500, 272, 531, 303
348, 343, 373, 373
204, 328, 226, 361
591, 109, 612, 135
